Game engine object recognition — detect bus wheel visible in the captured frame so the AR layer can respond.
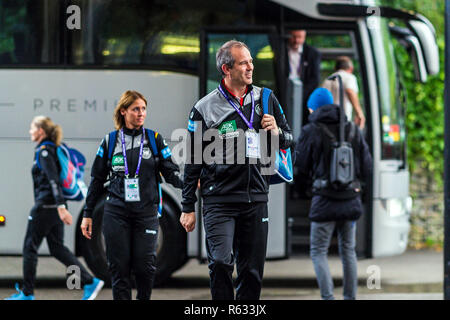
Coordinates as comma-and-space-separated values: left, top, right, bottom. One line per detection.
154, 199, 188, 287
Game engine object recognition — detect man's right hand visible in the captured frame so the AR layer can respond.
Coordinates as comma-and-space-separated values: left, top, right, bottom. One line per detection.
180, 212, 196, 232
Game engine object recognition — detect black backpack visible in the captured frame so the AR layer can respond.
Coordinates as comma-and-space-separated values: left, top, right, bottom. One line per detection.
312, 75, 361, 200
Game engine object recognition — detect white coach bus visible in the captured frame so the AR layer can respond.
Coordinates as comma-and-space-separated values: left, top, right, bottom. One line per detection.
0, 0, 438, 284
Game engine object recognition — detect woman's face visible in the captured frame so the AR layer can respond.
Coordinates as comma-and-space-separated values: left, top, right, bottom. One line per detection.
29, 122, 45, 142
121, 98, 147, 129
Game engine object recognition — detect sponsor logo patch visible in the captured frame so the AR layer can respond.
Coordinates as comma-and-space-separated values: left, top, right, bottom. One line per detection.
112, 155, 124, 166
218, 120, 239, 139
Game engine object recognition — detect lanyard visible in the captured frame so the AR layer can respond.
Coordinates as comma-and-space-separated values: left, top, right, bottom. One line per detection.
120, 127, 145, 178
218, 85, 255, 130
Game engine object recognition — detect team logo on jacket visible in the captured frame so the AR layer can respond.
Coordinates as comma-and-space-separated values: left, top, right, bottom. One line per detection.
142, 147, 151, 159
255, 103, 262, 116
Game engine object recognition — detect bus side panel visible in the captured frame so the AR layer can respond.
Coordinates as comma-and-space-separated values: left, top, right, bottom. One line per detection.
267, 183, 287, 258
0, 69, 198, 255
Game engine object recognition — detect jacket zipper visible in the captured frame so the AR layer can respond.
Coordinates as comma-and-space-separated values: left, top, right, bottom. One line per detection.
247, 161, 251, 203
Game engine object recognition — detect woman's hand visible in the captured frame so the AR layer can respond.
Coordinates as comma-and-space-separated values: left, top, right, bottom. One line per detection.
81, 218, 93, 240
57, 207, 73, 225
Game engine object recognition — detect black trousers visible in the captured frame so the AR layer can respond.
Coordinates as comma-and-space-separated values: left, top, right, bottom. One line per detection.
203, 202, 269, 300
102, 203, 159, 300
22, 205, 93, 296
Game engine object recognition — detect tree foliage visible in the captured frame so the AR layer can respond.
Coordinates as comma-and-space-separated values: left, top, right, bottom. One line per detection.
380, 0, 444, 188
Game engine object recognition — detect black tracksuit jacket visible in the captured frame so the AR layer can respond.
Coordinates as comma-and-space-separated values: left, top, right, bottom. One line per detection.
33, 139, 66, 207
182, 82, 294, 213
83, 127, 183, 217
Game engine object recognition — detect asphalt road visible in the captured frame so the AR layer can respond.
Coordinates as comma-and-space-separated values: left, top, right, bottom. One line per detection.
0, 249, 444, 300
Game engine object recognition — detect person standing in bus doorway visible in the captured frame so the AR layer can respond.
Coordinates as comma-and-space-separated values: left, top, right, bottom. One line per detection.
4, 116, 104, 301
80, 90, 183, 300
322, 56, 366, 130
180, 40, 293, 300
294, 88, 372, 300
287, 29, 321, 126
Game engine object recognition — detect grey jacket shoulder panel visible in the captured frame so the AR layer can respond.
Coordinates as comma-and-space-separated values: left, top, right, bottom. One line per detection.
194, 86, 262, 129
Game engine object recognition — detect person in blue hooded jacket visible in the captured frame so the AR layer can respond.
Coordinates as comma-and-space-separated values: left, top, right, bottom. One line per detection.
294, 88, 372, 300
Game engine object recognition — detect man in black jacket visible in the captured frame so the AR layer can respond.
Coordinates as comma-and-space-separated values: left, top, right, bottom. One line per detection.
295, 88, 372, 300
180, 40, 293, 300
287, 29, 321, 126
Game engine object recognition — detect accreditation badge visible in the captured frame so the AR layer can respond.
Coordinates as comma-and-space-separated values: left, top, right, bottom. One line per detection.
124, 178, 140, 202
245, 129, 260, 159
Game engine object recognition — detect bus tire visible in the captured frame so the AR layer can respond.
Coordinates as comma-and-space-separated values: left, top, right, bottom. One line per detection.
78, 194, 188, 287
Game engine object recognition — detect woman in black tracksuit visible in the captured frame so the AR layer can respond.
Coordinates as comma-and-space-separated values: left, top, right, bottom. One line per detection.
5, 116, 102, 300
81, 90, 183, 300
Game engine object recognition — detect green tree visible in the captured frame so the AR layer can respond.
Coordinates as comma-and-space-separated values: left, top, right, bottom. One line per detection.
380, 0, 445, 188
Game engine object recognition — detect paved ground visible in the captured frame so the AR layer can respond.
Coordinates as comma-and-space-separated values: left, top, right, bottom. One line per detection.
0, 249, 444, 300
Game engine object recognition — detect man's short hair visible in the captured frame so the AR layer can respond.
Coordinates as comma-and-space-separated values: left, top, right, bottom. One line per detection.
216, 40, 250, 77
335, 56, 353, 71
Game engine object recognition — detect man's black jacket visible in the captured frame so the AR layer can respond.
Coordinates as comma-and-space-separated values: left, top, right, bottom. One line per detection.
182, 83, 294, 213
294, 104, 372, 222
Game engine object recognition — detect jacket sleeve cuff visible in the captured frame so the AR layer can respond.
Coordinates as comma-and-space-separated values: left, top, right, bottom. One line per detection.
83, 209, 93, 218
182, 203, 195, 213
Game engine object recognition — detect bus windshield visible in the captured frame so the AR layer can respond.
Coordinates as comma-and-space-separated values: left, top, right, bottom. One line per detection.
368, 18, 406, 162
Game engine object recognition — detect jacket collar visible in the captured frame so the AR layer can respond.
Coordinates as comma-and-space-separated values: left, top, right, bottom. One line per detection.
122, 126, 144, 136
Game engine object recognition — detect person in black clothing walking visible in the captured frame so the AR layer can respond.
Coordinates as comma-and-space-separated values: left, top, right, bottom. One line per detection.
180, 40, 294, 300
5, 116, 103, 300
81, 90, 183, 300
295, 88, 372, 300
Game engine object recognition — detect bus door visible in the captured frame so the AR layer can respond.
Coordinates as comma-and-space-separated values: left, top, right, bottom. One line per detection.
284, 25, 373, 258
197, 28, 288, 259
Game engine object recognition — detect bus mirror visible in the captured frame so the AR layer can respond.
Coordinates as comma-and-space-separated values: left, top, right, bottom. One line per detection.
407, 19, 440, 76
403, 35, 428, 83
389, 25, 428, 83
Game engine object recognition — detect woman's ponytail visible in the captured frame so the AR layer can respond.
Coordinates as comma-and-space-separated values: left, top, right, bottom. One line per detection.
32, 115, 63, 146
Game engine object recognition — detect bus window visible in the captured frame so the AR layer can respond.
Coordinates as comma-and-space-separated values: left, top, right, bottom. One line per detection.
369, 19, 405, 161
0, 0, 61, 65
205, 33, 277, 94
303, 31, 366, 122
68, 0, 281, 73
69, 0, 201, 72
